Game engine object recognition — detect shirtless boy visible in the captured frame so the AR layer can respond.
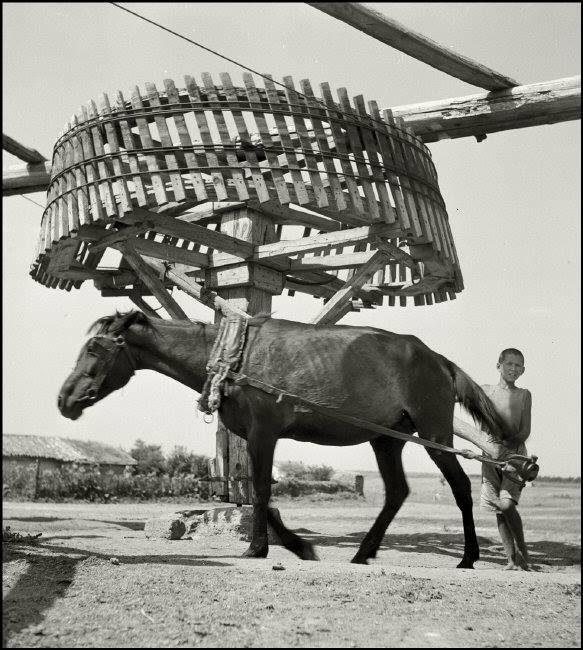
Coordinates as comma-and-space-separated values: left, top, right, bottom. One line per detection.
480, 348, 532, 570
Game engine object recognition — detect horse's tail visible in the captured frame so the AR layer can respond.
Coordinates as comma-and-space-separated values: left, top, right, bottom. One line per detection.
446, 361, 509, 442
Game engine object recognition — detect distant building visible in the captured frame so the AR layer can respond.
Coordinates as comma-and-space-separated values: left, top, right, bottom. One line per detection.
2, 434, 137, 498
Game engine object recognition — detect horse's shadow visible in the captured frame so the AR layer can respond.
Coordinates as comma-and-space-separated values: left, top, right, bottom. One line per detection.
290, 529, 581, 567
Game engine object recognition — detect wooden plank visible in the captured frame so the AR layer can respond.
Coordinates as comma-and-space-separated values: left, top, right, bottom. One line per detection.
184, 74, 229, 201
118, 242, 190, 320
124, 207, 254, 258
145, 81, 187, 203
76, 109, 106, 223
130, 85, 169, 205
99, 93, 133, 214
242, 73, 291, 205
2, 161, 52, 196
220, 72, 271, 203
263, 74, 311, 206
282, 76, 329, 208
381, 109, 423, 238
336, 88, 380, 221
311, 249, 392, 325
69, 116, 91, 226
201, 72, 250, 201
390, 75, 581, 143
55, 143, 70, 240
320, 82, 364, 213
129, 289, 163, 319
299, 78, 347, 211
255, 222, 400, 260
163, 78, 208, 202
2, 134, 47, 163
115, 90, 149, 206
87, 100, 118, 217
307, 2, 519, 90
62, 123, 80, 233
352, 94, 395, 223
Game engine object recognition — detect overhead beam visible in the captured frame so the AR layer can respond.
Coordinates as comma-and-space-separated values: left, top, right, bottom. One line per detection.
2, 161, 52, 196
391, 75, 581, 143
2, 134, 47, 164
307, 2, 519, 90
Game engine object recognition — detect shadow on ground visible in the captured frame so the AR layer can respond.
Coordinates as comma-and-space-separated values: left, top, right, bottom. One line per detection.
2, 541, 233, 640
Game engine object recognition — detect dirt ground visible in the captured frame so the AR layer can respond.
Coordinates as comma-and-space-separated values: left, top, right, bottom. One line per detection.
2, 475, 580, 648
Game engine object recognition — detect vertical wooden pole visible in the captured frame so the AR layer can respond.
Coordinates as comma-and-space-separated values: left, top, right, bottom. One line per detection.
214, 207, 277, 505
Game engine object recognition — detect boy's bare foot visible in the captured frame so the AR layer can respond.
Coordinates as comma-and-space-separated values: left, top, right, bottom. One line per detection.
515, 551, 530, 570
504, 562, 520, 570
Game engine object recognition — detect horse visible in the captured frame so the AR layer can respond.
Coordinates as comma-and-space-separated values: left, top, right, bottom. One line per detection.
58, 310, 510, 567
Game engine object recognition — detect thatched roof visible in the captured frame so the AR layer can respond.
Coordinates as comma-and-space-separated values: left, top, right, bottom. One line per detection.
2, 434, 136, 465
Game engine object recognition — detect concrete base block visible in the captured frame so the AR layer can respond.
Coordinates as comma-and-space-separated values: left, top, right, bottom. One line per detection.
144, 509, 207, 540
189, 506, 280, 544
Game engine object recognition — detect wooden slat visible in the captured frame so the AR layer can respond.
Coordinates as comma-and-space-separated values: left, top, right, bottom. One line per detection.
220, 72, 271, 203
263, 74, 310, 206
129, 289, 163, 319
184, 74, 229, 201
282, 76, 329, 208
87, 100, 118, 217
163, 78, 208, 202
336, 88, 381, 221
145, 81, 187, 203
308, 2, 519, 91
299, 78, 347, 211
242, 73, 291, 205
62, 123, 80, 233
381, 109, 423, 238
130, 85, 168, 205
76, 110, 106, 222
115, 90, 148, 206
54, 143, 69, 240
319, 82, 365, 213
201, 72, 249, 201
352, 94, 395, 223
99, 93, 133, 214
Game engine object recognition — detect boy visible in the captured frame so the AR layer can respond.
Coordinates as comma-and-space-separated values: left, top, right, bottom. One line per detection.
454, 348, 532, 570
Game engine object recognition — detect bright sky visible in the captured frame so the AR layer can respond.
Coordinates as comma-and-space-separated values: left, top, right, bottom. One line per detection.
3, 3, 581, 477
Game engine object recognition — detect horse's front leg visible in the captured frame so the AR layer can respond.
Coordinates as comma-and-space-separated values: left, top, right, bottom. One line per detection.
241, 426, 276, 559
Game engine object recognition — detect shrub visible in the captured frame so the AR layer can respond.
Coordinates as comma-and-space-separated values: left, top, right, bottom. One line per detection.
272, 478, 355, 498
277, 461, 335, 482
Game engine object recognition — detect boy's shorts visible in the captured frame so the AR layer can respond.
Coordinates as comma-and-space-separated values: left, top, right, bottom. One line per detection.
480, 463, 524, 512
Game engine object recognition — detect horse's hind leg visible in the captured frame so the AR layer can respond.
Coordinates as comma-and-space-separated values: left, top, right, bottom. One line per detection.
424, 445, 479, 569
351, 436, 408, 565
267, 508, 318, 561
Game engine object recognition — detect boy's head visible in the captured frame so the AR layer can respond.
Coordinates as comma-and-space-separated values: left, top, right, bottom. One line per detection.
497, 348, 525, 384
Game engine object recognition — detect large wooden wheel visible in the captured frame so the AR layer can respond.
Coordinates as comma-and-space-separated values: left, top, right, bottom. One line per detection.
31, 72, 462, 323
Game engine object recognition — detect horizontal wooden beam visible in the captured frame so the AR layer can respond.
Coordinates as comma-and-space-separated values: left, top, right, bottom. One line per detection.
254, 223, 401, 261
392, 76, 581, 143
307, 2, 519, 90
2, 134, 47, 163
2, 161, 52, 196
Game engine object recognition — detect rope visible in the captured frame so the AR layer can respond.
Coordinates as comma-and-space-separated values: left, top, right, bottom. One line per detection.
108, 2, 415, 139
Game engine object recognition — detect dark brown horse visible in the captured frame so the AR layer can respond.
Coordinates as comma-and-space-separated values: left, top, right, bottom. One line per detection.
58, 311, 510, 567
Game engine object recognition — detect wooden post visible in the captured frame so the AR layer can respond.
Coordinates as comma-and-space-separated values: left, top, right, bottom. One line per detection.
213, 207, 280, 504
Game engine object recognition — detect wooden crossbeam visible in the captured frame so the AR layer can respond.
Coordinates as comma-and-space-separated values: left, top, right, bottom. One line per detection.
2, 134, 47, 163
254, 223, 402, 261
2, 161, 52, 196
310, 249, 393, 325
392, 76, 581, 142
141, 258, 250, 318
307, 2, 519, 90
117, 242, 190, 320
128, 289, 163, 319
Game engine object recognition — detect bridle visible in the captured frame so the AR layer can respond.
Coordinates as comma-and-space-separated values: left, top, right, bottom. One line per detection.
81, 333, 137, 402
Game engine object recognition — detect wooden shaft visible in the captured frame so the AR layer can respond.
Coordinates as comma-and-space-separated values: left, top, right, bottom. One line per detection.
2, 134, 47, 163
307, 2, 519, 90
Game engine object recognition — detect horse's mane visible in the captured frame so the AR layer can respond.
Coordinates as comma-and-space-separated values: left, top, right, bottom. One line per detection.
87, 310, 213, 336
87, 310, 154, 336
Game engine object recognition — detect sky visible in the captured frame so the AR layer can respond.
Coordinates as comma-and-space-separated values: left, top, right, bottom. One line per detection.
2, 3, 581, 477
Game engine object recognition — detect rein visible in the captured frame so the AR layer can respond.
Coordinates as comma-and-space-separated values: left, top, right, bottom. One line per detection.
226, 370, 539, 486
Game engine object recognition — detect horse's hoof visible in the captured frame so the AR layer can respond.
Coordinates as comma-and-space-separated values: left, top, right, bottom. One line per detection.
456, 558, 475, 569
350, 556, 369, 565
242, 546, 268, 559
298, 545, 319, 561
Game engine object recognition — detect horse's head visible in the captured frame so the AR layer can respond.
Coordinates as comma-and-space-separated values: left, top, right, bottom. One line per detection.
58, 311, 149, 420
